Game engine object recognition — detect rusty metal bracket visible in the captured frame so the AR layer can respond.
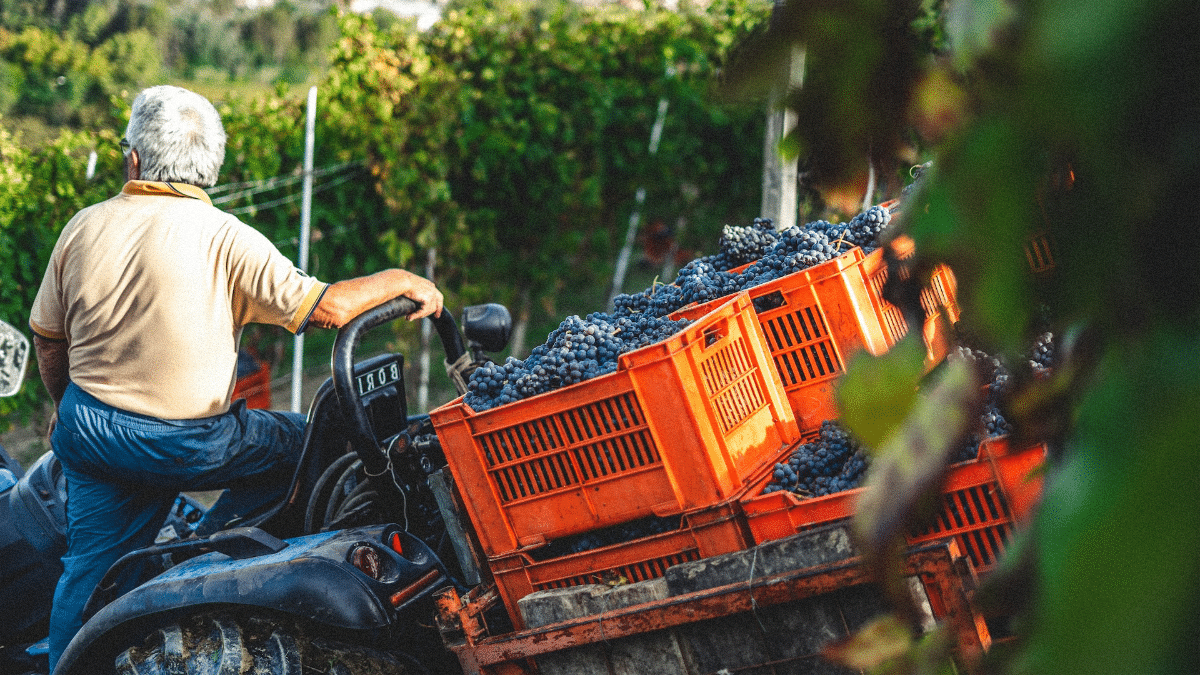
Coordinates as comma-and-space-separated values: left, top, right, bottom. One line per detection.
436, 584, 503, 649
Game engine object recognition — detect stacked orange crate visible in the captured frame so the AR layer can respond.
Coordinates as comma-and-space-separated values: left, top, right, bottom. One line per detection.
863, 234, 960, 369
486, 500, 755, 629
739, 437, 1045, 574
430, 294, 802, 628
672, 236, 959, 432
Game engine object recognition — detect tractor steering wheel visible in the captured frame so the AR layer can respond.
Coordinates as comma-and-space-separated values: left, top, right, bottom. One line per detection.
332, 296, 466, 476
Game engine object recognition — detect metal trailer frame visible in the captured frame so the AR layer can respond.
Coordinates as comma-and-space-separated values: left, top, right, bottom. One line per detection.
436, 539, 989, 675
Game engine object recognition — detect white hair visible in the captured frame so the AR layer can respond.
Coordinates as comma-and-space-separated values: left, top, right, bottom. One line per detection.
125, 85, 226, 188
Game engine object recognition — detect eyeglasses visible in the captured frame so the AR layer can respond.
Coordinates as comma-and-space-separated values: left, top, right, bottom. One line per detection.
119, 138, 131, 156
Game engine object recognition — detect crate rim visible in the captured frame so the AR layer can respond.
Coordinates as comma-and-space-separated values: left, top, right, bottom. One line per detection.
430, 293, 758, 422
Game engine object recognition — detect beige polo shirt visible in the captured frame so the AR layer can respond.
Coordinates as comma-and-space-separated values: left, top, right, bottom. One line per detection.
29, 181, 327, 419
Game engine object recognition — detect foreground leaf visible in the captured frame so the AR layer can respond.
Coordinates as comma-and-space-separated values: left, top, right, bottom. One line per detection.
839, 333, 927, 450
823, 613, 912, 670
851, 357, 981, 616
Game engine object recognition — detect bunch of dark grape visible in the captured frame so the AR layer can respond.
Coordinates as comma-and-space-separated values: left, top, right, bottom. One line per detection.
707, 217, 779, 270
950, 345, 1010, 403
804, 219, 853, 245
954, 399, 1015, 464
612, 284, 684, 319
760, 420, 870, 498
734, 226, 844, 290
674, 260, 742, 307
612, 260, 741, 319
612, 206, 895, 321
464, 311, 692, 411
981, 402, 1011, 437
843, 205, 891, 252
731, 206, 891, 291
945, 330, 1058, 461
948, 346, 1013, 462
804, 206, 891, 252
1028, 331, 1055, 377
611, 288, 654, 315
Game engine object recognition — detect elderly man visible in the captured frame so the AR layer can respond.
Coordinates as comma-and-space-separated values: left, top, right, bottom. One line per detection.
29, 84, 443, 670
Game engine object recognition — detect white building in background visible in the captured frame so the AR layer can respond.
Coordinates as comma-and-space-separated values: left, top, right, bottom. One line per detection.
240, 0, 684, 29
350, 0, 443, 29
235, 0, 442, 29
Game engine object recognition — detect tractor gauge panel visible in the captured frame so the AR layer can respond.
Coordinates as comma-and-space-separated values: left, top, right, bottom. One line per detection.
353, 353, 407, 442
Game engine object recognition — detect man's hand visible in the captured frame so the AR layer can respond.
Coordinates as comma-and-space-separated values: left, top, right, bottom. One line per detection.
393, 270, 444, 321
309, 269, 444, 329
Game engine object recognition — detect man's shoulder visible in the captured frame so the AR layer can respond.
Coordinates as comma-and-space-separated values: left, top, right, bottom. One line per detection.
58, 197, 117, 238
137, 191, 242, 232
75, 193, 123, 218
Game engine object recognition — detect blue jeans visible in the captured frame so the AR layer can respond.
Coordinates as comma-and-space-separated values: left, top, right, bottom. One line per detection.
48, 382, 305, 672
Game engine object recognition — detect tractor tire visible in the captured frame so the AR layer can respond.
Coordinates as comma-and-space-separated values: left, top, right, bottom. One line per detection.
114, 613, 430, 675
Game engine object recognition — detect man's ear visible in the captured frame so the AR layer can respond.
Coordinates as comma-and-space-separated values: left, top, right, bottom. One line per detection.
125, 148, 141, 181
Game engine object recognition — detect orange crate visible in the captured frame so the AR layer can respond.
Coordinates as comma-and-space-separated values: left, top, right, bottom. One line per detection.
740, 436, 1045, 573
232, 353, 272, 409
865, 235, 960, 365
489, 501, 752, 629
430, 294, 800, 558
674, 245, 957, 432
1025, 231, 1055, 274
673, 239, 960, 432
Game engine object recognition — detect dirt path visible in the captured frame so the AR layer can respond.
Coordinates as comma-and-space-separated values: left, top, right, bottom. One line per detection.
0, 408, 51, 469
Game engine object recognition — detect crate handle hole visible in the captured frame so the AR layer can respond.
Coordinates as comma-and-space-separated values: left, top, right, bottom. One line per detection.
752, 291, 787, 314
703, 326, 726, 347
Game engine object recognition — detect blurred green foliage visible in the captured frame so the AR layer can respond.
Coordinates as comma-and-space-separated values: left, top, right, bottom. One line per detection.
426, 0, 767, 314
0, 0, 336, 139
0, 123, 125, 424
0, 26, 156, 129
742, 0, 1199, 672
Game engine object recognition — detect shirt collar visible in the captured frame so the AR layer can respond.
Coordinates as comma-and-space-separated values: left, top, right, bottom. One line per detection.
122, 180, 213, 206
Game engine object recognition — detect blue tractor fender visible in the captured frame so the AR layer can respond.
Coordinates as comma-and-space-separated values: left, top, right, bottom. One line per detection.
54, 524, 452, 675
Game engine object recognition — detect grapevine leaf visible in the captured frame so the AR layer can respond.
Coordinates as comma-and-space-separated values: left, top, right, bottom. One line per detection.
851, 358, 981, 594
1027, 329, 1200, 673
908, 65, 969, 146
838, 334, 926, 451
823, 613, 958, 675
944, 0, 1018, 72
908, 120, 1040, 356
821, 613, 912, 670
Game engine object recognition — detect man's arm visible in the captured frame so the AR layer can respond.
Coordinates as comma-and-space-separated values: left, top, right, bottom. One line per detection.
307, 268, 444, 330
33, 334, 69, 408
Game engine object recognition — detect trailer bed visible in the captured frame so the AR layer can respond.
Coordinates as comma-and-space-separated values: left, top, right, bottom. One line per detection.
436, 525, 989, 675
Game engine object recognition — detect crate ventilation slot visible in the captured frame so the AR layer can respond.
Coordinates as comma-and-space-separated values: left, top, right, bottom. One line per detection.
760, 304, 843, 386
908, 483, 1014, 570
535, 549, 701, 591
482, 392, 660, 503
699, 336, 767, 433
869, 267, 911, 346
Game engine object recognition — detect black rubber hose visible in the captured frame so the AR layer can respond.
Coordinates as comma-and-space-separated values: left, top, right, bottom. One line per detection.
325, 489, 382, 531
304, 452, 359, 534
322, 460, 365, 528
335, 480, 380, 516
